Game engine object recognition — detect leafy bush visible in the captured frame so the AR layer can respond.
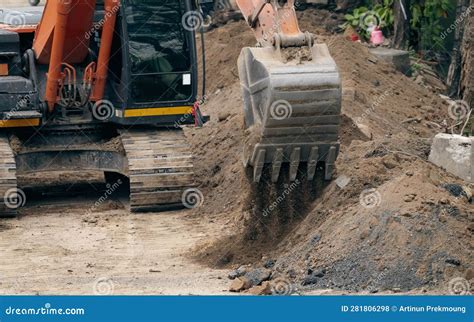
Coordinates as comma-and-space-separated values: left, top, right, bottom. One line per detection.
343, 0, 454, 55
410, 0, 454, 52
342, 0, 394, 40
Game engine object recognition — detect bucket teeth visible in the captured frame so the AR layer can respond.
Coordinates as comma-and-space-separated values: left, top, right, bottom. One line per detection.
324, 146, 337, 180
253, 149, 266, 183
271, 148, 284, 183
307, 147, 319, 181
289, 148, 301, 181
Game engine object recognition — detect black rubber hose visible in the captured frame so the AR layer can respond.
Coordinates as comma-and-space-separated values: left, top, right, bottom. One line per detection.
26, 49, 38, 88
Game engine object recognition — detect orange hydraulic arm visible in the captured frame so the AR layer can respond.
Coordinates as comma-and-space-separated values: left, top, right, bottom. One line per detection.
32, 0, 120, 112
235, 0, 306, 47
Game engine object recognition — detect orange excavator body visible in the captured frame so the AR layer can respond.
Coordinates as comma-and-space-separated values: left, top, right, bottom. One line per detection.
31, 0, 119, 111
235, 0, 303, 46
33, 0, 96, 65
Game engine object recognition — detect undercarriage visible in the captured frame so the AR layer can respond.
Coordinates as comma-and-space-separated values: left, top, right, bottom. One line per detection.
0, 126, 196, 217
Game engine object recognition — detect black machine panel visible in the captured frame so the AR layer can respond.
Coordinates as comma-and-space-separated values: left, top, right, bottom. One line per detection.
122, 0, 198, 106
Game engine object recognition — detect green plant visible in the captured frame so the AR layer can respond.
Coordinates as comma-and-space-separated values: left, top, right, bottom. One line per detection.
342, 0, 394, 40
410, 0, 454, 52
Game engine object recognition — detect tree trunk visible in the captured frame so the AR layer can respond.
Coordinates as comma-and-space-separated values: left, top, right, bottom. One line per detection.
446, 0, 474, 110
392, 0, 411, 49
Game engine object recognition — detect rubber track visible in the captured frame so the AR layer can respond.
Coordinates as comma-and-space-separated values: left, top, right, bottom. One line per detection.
0, 134, 18, 217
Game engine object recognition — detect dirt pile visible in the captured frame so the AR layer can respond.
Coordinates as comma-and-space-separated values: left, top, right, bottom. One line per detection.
186, 9, 473, 294
269, 136, 472, 293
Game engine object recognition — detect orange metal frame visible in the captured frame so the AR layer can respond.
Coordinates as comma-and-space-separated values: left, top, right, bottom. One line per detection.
235, 0, 303, 46
30, 0, 120, 112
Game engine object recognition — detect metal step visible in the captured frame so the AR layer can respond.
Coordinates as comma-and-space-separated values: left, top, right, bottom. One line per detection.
2, 111, 42, 120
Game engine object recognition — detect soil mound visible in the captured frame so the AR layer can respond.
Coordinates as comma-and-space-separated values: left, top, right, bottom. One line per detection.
186, 9, 473, 293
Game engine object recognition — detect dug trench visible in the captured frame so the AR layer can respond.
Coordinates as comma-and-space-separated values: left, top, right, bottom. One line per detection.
186, 9, 473, 294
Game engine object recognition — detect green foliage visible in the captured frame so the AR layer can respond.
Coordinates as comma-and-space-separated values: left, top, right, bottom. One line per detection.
410, 0, 454, 52
341, 0, 394, 40
343, 0, 454, 54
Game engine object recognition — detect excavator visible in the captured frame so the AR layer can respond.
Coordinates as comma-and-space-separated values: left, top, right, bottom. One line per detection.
0, 0, 341, 217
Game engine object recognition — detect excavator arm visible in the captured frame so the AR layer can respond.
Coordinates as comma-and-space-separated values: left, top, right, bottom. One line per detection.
236, 0, 308, 47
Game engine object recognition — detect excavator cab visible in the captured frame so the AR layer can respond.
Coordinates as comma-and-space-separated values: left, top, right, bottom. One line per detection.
110, 0, 199, 125
0, 0, 200, 127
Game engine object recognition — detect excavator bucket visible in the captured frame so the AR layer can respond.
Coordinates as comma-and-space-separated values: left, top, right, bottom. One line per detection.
238, 42, 341, 183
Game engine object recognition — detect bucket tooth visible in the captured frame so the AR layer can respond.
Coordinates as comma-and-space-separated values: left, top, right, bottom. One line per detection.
307, 146, 319, 181
271, 148, 284, 183
289, 147, 301, 181
325, 146, 337, 180
253, 149, 266, 183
